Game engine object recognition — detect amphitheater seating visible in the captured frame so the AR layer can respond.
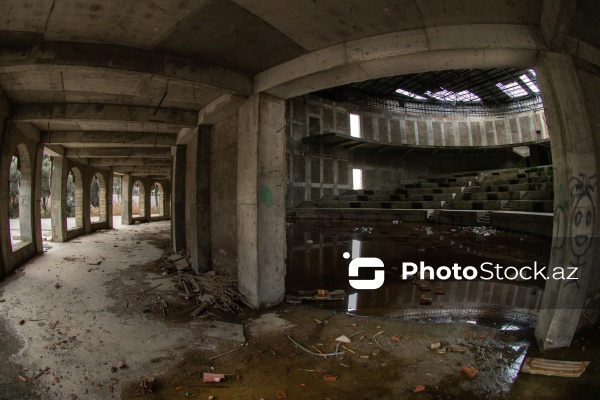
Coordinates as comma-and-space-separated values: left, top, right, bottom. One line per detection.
297, 165, 554, 214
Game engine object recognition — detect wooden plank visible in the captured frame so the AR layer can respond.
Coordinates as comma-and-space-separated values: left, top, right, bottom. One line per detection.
520, 357, 590, 378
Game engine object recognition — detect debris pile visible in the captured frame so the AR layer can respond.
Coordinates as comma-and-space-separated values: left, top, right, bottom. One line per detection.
176, 271, 255, 316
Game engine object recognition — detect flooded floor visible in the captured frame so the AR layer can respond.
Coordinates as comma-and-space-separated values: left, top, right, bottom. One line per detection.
0, 220, 598, 399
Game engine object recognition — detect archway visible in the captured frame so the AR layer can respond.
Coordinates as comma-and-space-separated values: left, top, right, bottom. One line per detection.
90, 173, 107, 224
132, 180, 145, 218
8, 143, 32, 251
151, 183, 164, 217
66, 167, 83, 230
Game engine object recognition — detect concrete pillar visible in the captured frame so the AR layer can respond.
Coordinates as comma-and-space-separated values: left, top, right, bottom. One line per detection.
50, 156, 68, 242
136, 178, 151, 222
0, 98, 7, 277
164, 182, 171, 219
32, 143, 43, 254
121, 174, 133, 225
535, 52, 599, 350
172, 145, 186, 252
186, 126, 211, 273
106, 172, 114, 228
237, 94, 286, 308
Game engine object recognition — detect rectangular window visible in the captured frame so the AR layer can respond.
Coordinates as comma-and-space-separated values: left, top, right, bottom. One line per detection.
353, 168, 363, 190
350, 113, 361, 137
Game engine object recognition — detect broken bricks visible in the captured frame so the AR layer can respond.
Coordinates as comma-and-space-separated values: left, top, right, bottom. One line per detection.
203, 373, 226, 383
461, 365, 479, 379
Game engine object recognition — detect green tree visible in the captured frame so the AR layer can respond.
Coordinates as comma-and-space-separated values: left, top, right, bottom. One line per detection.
113, 177, 121, 203
9, 156, 20, 218
40, 154, 52, 214
90, 176, 99, 208
66, 172, 75, 217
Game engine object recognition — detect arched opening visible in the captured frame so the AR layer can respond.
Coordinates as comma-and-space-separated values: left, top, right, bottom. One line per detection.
40, 151, 52, 241
8, 143, 32, 251
151, 183, 164, 217
66, 167, 83, 230
112, 175, 122, 226
90, 173, 107, 224
132, 180, 145, 218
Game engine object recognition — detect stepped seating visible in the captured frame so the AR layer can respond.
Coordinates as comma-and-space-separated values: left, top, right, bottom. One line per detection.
297, 165, 554, 213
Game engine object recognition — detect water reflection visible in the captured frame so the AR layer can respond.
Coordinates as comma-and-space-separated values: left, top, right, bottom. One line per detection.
286, 220, 551, 323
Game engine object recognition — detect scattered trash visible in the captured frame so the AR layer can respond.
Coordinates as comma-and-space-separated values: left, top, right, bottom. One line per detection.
449, 345, 468, 353
461, 365, 479, 379
18, 374, 27, 382
420, 296, 432, 305
19, 319, 25, 325
285, 289, 346, 303
139, 377, 156, 393
176, 386, 184, 391
335, 335, 351, 344
520, 357, 590, 377
413, 385, 425, 393
288, 335, 345, 357
203, 373, 225, 383
54, 282, 61, 289
392, 336, 400, 342
323, 374, 337, 381
430, 342, 441, 350
87, 260, 102, 265
276, 390, 288, 399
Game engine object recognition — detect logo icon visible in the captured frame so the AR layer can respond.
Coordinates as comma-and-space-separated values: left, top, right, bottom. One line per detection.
347, 254, 385, 290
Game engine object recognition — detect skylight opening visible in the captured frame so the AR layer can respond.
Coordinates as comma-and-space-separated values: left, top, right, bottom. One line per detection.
424, 88, 481, 103
519, 74, 540, 94
395, 88, 427, 101
496, 81, 528, 98
528, 69, 536, 77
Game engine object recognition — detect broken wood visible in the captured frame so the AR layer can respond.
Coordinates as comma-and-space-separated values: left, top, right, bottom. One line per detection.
520, 357, 590, 378
288, 335, 345, 357
209, 346, 242, 361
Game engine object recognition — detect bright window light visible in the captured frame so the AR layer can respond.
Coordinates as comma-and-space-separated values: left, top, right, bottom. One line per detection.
349, 113, 361, 137
395, 88, 427, 100
528, 69, 536, 76
424, 88, 481, 102
519, 74, 540, 93
347, 293, 358, 312
496, 81, 528, 98
353, 169, 363, 190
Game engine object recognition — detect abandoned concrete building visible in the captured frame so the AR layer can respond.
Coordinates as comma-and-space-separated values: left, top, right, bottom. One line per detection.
1, 0, 600, 399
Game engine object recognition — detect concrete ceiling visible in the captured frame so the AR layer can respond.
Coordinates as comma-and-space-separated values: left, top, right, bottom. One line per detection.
3, 0, 597, 181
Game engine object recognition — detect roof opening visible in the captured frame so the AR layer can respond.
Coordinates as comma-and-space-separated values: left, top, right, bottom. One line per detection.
496, 81, 528, 99
424, 88, 481, 103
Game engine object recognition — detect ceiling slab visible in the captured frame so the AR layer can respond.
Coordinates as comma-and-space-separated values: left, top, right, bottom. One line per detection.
154, 0, 307, 74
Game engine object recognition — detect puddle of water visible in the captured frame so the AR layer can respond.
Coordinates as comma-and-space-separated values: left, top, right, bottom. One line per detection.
286, 220, 550, 321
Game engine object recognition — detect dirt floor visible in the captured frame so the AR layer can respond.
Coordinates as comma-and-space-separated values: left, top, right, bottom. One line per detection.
0, 221, 598, 400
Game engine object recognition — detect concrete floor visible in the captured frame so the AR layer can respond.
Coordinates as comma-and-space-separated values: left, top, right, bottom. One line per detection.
0, 221, 598, 399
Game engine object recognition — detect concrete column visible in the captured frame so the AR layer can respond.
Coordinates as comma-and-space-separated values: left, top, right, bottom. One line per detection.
106, 172, 114, 228
141, 178, 151, 222
237, 94, 286, 308
0, 101, 7, 277
82, 167, 92, 234
535, 52, 599, 350
186, 126, 211, 273
50, 156, 68, 242
172, 145, 187, 252
164, 182, 171, 219
121, 174, 133, 225
32, 143, 43, 254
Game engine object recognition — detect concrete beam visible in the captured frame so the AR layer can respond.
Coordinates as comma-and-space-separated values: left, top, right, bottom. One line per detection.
89, 158, 172, 167
12, 103, 197, 130
43, 144, 66, 157
176, 127, 198, 146
43, 131, 177, 147
0, 42, 253, 96
65, 147, 172, 158
114, 166, 172, 173
255, 24, 542, 98
198, 94, 247, 125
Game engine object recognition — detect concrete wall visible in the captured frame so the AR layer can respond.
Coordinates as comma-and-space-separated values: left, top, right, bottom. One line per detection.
210, 114, 238, 275
287, 95, 540, 206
